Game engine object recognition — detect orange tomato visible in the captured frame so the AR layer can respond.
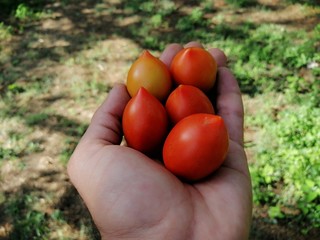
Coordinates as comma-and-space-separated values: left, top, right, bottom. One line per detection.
170, 47, 217, 92
126, 50, 172, 101
163, 114, 229, 181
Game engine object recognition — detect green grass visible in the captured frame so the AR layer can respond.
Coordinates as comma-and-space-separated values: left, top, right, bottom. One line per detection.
0, 0, 319, 238
210, 23, 319, 96
248, 98, 320, 231
5, 194, 50, 239
0, 22, 12, 40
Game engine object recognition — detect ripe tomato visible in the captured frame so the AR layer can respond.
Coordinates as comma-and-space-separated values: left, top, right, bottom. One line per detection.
163, 114, 229, 181
126, 50, 172, 101
123, 87, 168, 154
170, 47, 217, 92
165, 85, 215, 125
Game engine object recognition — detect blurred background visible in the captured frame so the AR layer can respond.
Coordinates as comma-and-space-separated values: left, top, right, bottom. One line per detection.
0, 0, 319, 239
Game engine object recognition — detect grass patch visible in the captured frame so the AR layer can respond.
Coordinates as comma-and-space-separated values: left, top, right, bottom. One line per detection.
0, 0, 319, 238
5, 194, 50, 239
0, 22, 12, 40
25, 112, 50, 126
59, 138, 79, 165
211, 23, 319, 96
248, 95, 320, 231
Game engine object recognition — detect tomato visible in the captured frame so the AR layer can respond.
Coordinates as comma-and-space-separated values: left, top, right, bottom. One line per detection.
123, 87, 169, 154
165, 85, 215, 125
126, 50, 172, 101
170, 47, 217, 92
163, 114, 229, 181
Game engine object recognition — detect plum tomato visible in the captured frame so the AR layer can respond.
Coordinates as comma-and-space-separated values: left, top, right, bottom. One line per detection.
170, 47, 217, 92
163, 114, 229, 181
122, 87, 169, 154
126, 50, 172, 101
165, 85, 215, 125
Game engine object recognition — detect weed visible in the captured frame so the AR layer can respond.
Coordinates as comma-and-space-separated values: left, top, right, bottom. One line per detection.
25, 112, 49, 126
176, 7, 208, 31
5, 194, 50, 239
0, 22, 12, 40
0, 147, 21, 160
59, 138, 78, 165
14, 3, 48, 21
212, 24, 319, 95
249, 102, 320, 230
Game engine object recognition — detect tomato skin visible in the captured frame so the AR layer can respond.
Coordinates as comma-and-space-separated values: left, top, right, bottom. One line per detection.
127, 50, 172, 101
163, 114, 229, 181
165, 85, 215, 125
170, 47, 217, 92
123, 87, 169, 154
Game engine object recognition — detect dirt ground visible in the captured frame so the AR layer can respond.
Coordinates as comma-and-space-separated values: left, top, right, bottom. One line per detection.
0, 0, 319, 239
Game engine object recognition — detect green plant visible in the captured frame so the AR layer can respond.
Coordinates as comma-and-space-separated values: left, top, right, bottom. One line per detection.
5, 194, 50, 239
176, 7, 208, 31
15, 3, 31, 19
25, 113, 49, 126
0, 22, 12, 40
0, 147, 21, 160
213, 24, 319, 95
250, 103, 320, 231
15, 3, 37, 20
60, 138, 78, 165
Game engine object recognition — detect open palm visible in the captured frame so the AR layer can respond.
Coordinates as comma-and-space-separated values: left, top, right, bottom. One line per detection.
68, 42, 252, 240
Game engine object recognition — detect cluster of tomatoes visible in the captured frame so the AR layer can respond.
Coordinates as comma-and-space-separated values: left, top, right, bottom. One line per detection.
122, 47, 229, 181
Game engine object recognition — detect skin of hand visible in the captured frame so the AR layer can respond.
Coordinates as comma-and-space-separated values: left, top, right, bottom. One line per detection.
67, 42, 252, 240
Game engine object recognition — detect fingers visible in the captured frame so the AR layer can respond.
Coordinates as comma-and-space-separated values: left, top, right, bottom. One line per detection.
205, 46, 243, 145
184, 41, 203, 48
160, 42, 227, 68
208, 48, 227, 67
184, 42, 228, 68
215, 67, 244, 146
160, 43, 183, 68
82, 84, 131, 145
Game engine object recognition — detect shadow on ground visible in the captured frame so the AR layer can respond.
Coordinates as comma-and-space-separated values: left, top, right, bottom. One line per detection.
0, 169, 99, 239
1, 0, 319, 95
1, 0, 319, 239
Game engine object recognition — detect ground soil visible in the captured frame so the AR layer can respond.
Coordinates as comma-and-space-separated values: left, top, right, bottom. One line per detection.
0, 0, 319, 239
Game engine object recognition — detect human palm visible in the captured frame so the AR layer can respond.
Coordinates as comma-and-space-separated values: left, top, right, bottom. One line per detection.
68, 42, 252, 240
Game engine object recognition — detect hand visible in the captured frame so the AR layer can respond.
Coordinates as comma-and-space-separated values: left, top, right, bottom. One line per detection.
67, 42, 252, 240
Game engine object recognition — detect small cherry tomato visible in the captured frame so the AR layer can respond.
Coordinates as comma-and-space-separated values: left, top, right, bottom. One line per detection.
170, 47, 217, 92
165, 85, 215, 125
127, 50, 172, 101
123, 87, 168, 154
163, 114, 229, 181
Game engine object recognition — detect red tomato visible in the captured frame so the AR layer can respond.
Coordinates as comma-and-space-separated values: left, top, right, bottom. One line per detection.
127, 50, 172, 101
170, 47, 217, 92
165, 85, 215, 125
123, 87, 168, 154
163, 114, 229, 181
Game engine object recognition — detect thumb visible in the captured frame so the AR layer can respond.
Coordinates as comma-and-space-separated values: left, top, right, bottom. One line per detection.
82, 83, 131, 145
